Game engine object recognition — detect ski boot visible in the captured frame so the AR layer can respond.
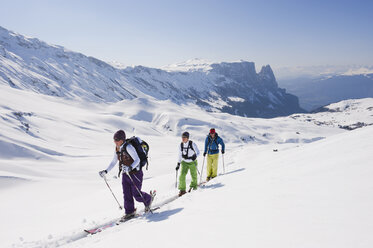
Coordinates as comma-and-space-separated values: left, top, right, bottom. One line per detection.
178, 190, 186, 197
120, 209, 137, 222
188, 187, 197, 193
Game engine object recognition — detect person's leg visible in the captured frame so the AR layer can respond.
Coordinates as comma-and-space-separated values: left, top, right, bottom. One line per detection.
130, 170, 151, 206
178, 161, 189, 191
206, 154, 213, 179
189, 161, 198, 189
211, 154, 219, 178
122, 173, 135, 214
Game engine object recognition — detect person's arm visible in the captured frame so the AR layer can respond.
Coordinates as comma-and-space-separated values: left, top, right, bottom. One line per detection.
193, 142, 200, 157
219, 137, 225, 153
178, 144, 182, 163
105, 151, 118, 172
126, 144, 140, 169
204, 137, 209, 154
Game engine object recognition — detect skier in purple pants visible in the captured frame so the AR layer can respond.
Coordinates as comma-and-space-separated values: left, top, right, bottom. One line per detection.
99, 130, 154, 221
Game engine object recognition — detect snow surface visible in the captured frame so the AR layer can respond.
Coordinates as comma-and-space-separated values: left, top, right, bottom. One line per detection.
1, 84, 373, 247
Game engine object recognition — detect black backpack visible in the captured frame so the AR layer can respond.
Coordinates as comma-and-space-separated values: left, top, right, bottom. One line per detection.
124, 136, 150, 170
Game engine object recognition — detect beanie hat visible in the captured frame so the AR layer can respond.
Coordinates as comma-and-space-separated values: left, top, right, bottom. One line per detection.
114, 130, 126, 141
209, 128, 216, 134
182, 131, 190, 138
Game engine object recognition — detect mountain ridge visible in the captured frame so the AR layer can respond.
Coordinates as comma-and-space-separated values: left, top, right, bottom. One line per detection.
0, 25, 304, 118
278, 73, 373, 111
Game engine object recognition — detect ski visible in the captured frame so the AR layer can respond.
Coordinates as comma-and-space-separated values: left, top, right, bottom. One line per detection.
84, 220, 123, 234
85, 190, 158, 235
198, 181, 208, 186
85, 178, 213, 234
178, 180, 210, 197
84, 207, 160, 235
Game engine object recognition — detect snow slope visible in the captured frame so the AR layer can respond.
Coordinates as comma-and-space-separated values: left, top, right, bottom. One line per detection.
1, 83, 373, 247
68, 125, 373, 248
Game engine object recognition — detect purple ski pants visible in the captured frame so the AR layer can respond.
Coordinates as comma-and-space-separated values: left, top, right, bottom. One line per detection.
122, 170, 151, 214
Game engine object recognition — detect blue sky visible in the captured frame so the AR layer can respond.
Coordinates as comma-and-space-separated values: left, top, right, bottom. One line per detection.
0, 0, 372, 68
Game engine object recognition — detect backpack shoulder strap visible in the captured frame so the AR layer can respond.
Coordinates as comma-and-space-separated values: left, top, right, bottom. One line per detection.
121, 141, 132, 159
188, 140, 195, 152
208, 135, 213, 144
122, 141, 129, 151
116, 145, 126, 177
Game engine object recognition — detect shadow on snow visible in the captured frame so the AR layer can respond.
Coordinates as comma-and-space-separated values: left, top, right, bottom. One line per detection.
221, 167, 245, 176
146, 208, 184, 222
200, 182, 225, 189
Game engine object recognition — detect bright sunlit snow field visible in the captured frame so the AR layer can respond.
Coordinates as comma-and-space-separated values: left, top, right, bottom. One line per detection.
1, 85, 373, 248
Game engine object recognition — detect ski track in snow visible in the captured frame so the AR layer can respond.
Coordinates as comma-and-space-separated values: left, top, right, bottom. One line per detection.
9, 168, 243, 248
10, 158, 244, 248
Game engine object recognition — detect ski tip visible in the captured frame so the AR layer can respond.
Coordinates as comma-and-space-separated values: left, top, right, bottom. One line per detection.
84, 229, 96, 234
152, 207, 160, 211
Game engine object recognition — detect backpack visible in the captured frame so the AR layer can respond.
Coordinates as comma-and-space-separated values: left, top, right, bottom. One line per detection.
118, 136, 150, 174
128, 136, 149, 169
180, 140, 196, 160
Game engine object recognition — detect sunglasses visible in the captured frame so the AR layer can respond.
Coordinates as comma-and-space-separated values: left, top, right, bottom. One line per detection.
114, 138, 121, 142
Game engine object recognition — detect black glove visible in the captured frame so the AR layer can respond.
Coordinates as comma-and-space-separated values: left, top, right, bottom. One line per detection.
176, 162, 180, 171
222, 150, 225, 154
203, 152, 206, 157
191, 154, 197, 161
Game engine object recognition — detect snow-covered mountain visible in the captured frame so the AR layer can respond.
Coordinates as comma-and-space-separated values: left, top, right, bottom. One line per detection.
278, 72, 373, 111
0, 26, 304, 118
274, 64, 373, 111
292, 98, 373, 130
274, 64, 373, 80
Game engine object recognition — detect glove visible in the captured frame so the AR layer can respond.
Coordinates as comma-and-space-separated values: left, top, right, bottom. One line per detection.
222, 150, 225, 154
191, 154, 197, 161
203, 152, 206, 157
176, 162, 180, 171
99, 170, 107, 177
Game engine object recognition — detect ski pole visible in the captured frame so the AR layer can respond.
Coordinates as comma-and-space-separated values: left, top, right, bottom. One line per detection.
200, 145, 210, 184
126, 171, 147, 207
222, 153, 225, 174
199, 156, 205, 184
175, 169, 178, 189
199, 149, 209, 183
102, 175, 123, 210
